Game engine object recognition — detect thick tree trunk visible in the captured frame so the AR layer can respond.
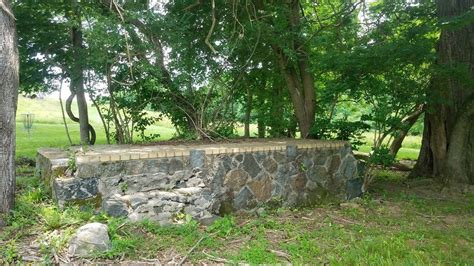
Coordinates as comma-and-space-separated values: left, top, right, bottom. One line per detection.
0, 0, 19, 215
273, 0, 316, 139
411, 0, 474, 185
70, 0, 90, 145
445, 96, 474, 183
268, 82, 286, 137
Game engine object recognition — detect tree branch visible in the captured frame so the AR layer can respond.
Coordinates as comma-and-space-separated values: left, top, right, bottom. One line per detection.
205, 0, 218, 54
0, 1, 15, 20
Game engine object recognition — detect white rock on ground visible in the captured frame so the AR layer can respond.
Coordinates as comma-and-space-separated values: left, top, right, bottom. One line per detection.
68, 223, 111, 257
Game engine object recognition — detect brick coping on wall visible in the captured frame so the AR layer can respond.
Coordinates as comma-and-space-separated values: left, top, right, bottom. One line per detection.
37, 139, 349, 164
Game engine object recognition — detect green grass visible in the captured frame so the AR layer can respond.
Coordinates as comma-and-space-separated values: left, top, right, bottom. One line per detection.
357, 145, 420, 160
2, 167, 473, 264
16, 96, 176, 158
356, 132, 422, 160
16, 123, 176, 158
17, 96, 174, 127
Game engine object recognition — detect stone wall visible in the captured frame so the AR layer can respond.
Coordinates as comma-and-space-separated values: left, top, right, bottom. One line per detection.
36, 140, 362, 225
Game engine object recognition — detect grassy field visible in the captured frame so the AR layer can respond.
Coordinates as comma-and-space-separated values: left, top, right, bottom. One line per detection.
1, 168, 472, 264
16, 96, 422, 160
357, 133, 421, 160
15, 96, 175, 158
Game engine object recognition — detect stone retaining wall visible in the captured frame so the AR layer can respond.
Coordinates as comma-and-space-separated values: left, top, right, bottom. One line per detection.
36, 140, 362, 225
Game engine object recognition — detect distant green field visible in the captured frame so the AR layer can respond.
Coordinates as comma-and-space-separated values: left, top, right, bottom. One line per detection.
16, 96, 176, 158
356, 132, 421, 160
16, 96, 175, 127
357, 145, 420, 160
15, 96, 422, 160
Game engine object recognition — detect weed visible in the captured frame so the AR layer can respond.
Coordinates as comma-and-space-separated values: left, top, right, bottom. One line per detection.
281, 233, 320, 264
231, 238, 277, 264
208, 216, 237, 237
119, 182, 128, 193
0, 240, 19, 263
67, 152, 77, 173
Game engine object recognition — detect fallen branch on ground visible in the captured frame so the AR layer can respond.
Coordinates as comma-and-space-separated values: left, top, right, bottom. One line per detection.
178, 235, 206, 265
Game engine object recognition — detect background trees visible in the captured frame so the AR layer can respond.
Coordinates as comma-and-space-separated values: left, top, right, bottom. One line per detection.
8, 0, 474, 187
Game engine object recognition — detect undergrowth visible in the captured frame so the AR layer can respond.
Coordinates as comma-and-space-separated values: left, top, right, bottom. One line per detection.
1, 167, 473, 264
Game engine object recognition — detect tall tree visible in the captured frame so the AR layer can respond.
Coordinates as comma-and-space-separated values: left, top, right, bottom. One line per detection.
412, 0, 474, 184
270, 0, 316, 138
0, 0, 19, 216
68, 0, 93, 145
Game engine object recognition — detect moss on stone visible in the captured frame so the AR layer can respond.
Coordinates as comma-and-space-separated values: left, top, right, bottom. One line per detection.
219, 198, 234, 215
64, 193, 103, 209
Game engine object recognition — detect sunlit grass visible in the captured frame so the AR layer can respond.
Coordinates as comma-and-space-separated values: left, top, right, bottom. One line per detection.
16, 96, 176, 158
16, 123, 176, 158
17, 96, 175, 128
356, 132, 422, 160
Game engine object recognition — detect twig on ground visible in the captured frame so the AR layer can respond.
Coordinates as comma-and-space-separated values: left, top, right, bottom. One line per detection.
269, 249, 291, 261
415, 212, 446, 219
326, 213, 363, 226
142, 258, 162, 263
58, 254, 68, 263
202, 250, 230, 263
179, 235, 206, 265
228, 235, 251, 245
115, 222, 127, 231
52, 249, 59, 264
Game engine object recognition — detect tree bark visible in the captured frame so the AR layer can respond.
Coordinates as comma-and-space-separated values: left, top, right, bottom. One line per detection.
411, 0, 474, 185
445, 95, 474, 183
58, 78, 73, 145
272, 0, 316, 139
0, 0, 19, 215
70, 0, 90, 145
244, 87, 252, 138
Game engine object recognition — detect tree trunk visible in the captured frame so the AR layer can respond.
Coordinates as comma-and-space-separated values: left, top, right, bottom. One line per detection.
256, 94, 265, 138
268, 82, 286, 137
272, 0, 316, 139
411, 0, 474, 185
389, 105, 424, 156
58, 78, 73, 145
445, 95, 474, 183
0, 0, 19, 215
70, 0, 90, 145
244, 87, 252, 138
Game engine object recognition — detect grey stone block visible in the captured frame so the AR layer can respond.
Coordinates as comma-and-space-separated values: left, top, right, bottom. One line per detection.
346, 178, 363, 200
286, 145, 297, 159
242, 153, 261, 178
102, 198, 129, 217
190, 149, 205, 169
53, 177, 98, 204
